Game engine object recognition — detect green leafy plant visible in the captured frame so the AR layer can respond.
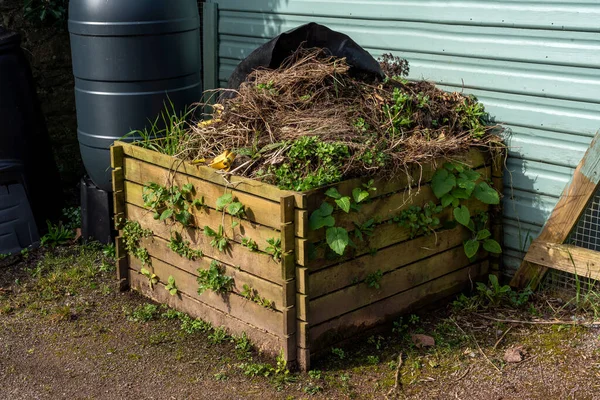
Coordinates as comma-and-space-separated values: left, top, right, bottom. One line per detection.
241, 237, 258, 252
143, 182, 204, 226
394, 201, 443, 238
353, 218, 376, 241
233, 332, 252, 359
24, 0, 68, 25
165, 276, 178, 296
121, 219, 153, 265
456, 95, 490, 138
216, 193, 245, 217
241, 284, 275, 309
208, 326, 229, 344
197, 260, 233, 294
476, 274, 532, 307
265, 238, 282, 261
41, 221, 75, 248
365, 270, 384, 289
102, 243, 116, 258
168, 232, 203, 259
459, 213, 502, 259
331, 347, 346, 360
61, 207, 81, 230
203, 225, 229, 252
126, 303, 159, 323
178, 314, 213, 334
308, 370, 322, 380
140, 267, 159, 289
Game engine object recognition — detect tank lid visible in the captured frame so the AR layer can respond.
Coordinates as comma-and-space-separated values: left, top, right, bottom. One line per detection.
0, 27, 21, 51
68, 0, 199, 36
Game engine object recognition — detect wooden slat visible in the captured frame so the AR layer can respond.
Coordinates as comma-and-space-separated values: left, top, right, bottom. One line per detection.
144, 235, 284, 311
511, 132, 600, 288
310, 227, 471, 299
123, 157, 282, 229
129, 256, 284, 336
297, 199, 488, 268
302, 148, 488, 210
118, 141, 306, 208
297, 293, 308, 322
309, 261, 489, 351
127, 204, 283, 284
298, 166, 491, 241
125, 183, 280, 253
296, 267, 309, 295
110, 144, 124, 169
297, 347, 310, 372
309, 245, 477, 325
115, 236, 129, 291
524, 240, 600, 281
130, 272, 283, 356
297, 322, 309, 348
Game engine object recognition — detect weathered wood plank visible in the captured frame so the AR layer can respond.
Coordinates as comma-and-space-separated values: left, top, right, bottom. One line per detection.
130, 272, 283, 355
297, 347, 310, 372
127, 204, 283, 284
310, 227, 471, 299
110, 144, 124, 169
298, 199, 488, 269
125, 183, 280, 253
511, 132, 600, 289
129, 257, 284, 336
310, 245, 477, 325
115, 236, 129, 291
297, 293, 308, 322
118, 141, 307, 208
309, 261, 489, 351
524, 240, 600, 281
299, 166, 491, 241
296, 267, 309, 295
123, 157, 282, 229
144, 235, 284, 310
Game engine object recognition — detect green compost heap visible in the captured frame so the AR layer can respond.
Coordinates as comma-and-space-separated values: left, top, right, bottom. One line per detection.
177, 49, 502, 191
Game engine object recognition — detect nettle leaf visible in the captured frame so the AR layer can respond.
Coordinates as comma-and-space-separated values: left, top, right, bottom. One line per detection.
309, 202, 336, 230
476, 229, 492, 240
325, 188, 342, 199
474, 182, 500, 205
431, 169, 456, 199
453, 206, 471, 227
227, 202, 244, 216
159, 209, 173, 221
326, 227, 350, 255
483, 239, 502, 254
451, 188, 470, 200
335, 197, 352, 213
352, 188, 370, 204
441, 194, 455, 208
464, 239, 480, 258
216, 193, 233, 210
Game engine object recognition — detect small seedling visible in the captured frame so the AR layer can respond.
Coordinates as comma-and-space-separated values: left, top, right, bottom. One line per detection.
204, 225, 229, 252
126, 303, 159, 323
165, 275, 178, 296
365, 270, 383, 289
308, 370, 322, 380
102, 243, 116, 258
41, 221, 75, 248
140, 267, 159, 289
331, 347, 346, 359
169, 232, 203, 259
265, 238, 282, 261
241, 284, 275, 309
208, 326, 229, 344
241, 237, 258, 252
121, 219, 152, 265
197, 260, 233, 294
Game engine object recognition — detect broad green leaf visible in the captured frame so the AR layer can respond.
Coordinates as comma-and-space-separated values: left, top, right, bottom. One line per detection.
168, 276, 176, 285
463, 169, 481, 182
335, 197, 352, 213
319, 202, 334, 216
352, 188, 370, 203
203, 226, 216, 237
176, 210, 192, 225
431, 169, 456, 199
227, 202, 244, 216
441, 194, 454, 208
453, 206, 471, 227
464, 239, 480, 258
452, 198, 460, 208
182, 183, 194, 193
216, 193, 233, 210
451, 188, 470, 200
159, 209, 173, 221
140, 267, 150, 277
476, 229, 492, 240
325, 188, 342, 199
309, 212, 335, 230
169, 288, 178, 295
483, 239, 502, 254
474, 182, 500, 205
231, 221, 239, 229
326, 227, 350, 255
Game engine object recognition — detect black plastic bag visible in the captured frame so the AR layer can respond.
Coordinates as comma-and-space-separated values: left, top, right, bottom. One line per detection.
223, 22, 383, 98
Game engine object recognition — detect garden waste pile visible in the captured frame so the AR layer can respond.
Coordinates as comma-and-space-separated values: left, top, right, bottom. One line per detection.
160, 49, 501, 191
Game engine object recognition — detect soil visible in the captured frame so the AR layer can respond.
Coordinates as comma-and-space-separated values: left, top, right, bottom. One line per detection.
1, 246, 599, 399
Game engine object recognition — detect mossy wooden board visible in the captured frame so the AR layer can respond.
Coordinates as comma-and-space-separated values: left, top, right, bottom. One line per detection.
112, 141, 501, 371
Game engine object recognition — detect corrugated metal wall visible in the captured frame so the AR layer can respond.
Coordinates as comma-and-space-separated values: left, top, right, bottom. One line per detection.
204, 0, 600, 276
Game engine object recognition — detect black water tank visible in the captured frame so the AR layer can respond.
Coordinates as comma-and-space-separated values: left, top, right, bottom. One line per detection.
68, 0, 202, 192
0, 27, 62, 228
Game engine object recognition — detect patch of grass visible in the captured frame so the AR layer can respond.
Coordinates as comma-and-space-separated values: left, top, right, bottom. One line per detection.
41, 221, 75, 248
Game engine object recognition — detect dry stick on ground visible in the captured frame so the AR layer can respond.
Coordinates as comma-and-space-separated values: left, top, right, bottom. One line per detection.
475, 313, 600, 327
493, 325, 513, 350
386, 352, 403, 399
451, 318, 501, 374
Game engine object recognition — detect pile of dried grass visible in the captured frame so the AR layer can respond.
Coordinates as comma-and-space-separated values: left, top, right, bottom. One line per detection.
177, 48, 501, 190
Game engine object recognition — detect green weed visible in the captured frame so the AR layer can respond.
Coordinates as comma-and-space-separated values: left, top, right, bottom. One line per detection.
197, 261, 233, 294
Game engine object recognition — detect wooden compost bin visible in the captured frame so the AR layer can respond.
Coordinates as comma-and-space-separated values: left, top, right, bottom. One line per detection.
111, 140, 503, 370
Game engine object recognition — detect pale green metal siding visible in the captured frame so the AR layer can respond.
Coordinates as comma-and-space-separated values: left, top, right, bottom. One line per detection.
205, 0, 600, 275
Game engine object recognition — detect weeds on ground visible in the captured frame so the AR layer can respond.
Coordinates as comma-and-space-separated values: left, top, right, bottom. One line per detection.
41, 221, 75, 248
